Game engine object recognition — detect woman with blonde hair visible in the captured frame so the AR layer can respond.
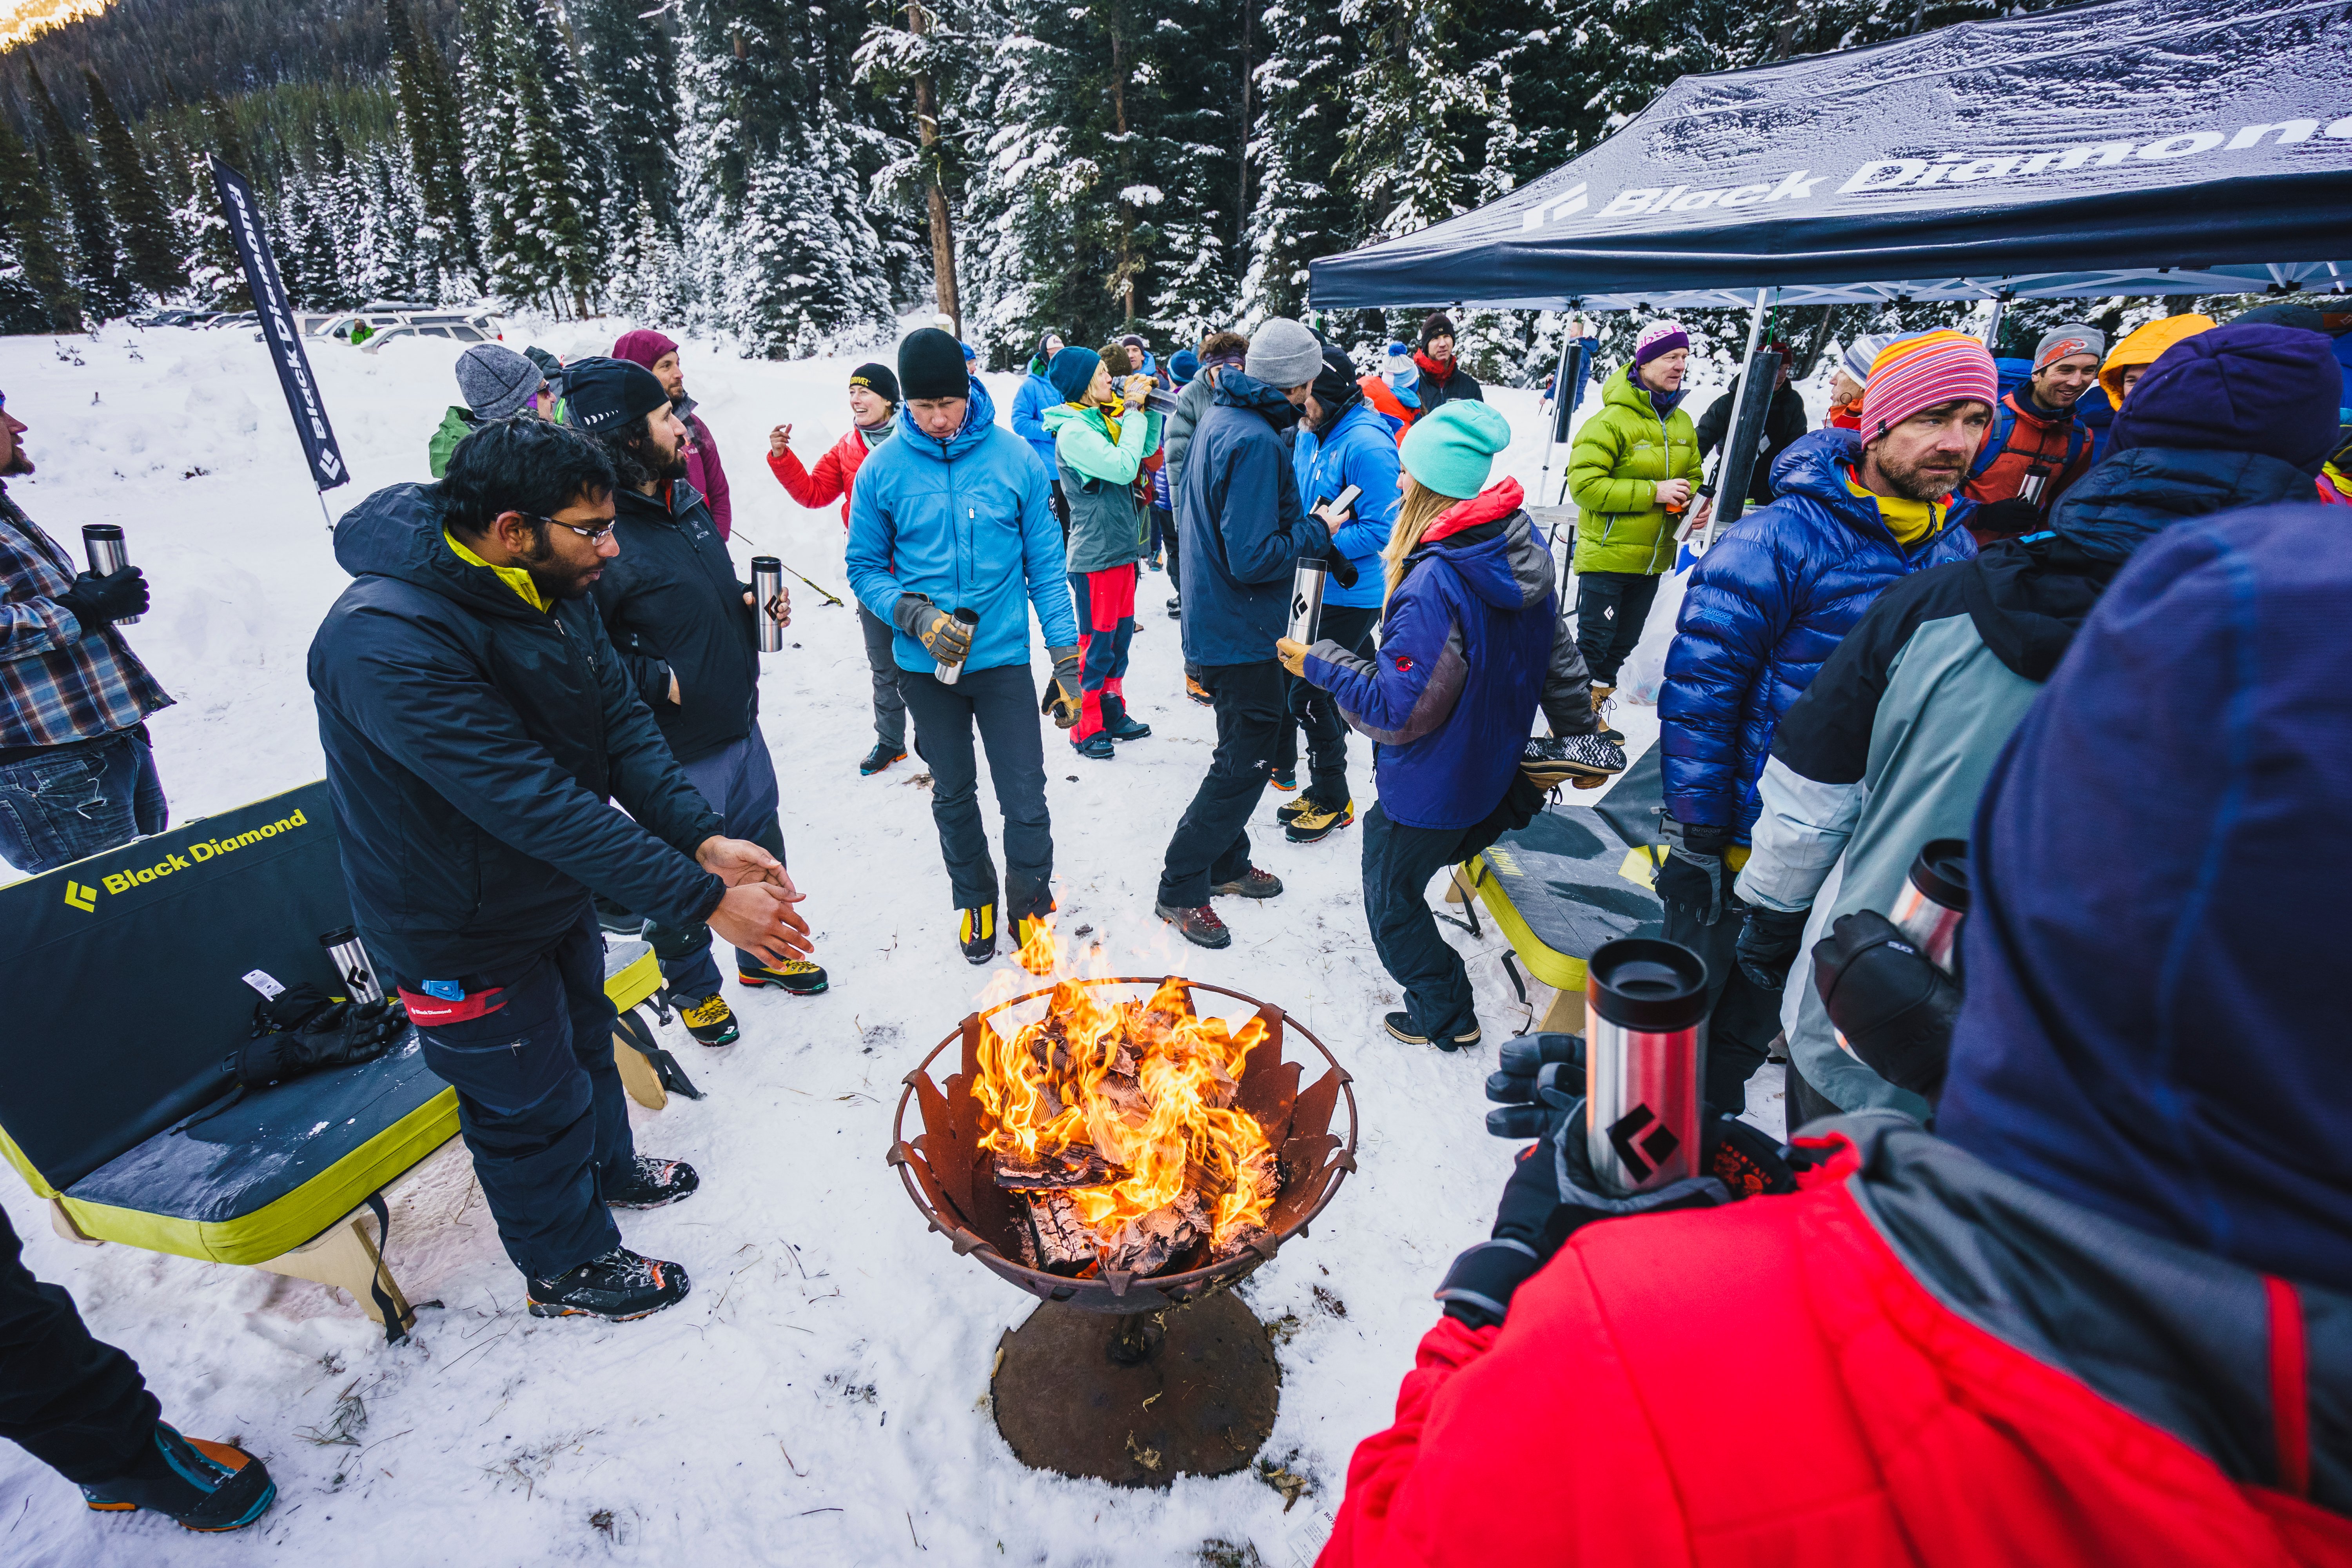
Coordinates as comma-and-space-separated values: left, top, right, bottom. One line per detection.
1279, 402, 1624, 1050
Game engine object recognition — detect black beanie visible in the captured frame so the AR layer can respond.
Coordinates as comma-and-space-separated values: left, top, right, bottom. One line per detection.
1420, 311, 1456, 347
563, 355, 671, 433
898, 328, 969, 401
849, 361, 900, 403
1312, 344, 1358, 410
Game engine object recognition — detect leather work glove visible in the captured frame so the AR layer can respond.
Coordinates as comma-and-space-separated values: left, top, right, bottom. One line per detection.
892, 593, 974, 666
1040, 646, 1083, 728
58, 566, 149, 631
1813, 910, 1962, 1105
1653, 845, 1730, 926
1735, 904, 1811, 993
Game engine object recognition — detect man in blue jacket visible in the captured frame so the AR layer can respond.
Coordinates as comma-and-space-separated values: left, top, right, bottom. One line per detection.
1154, 317, 1327, 948
1656, 328, 1990, 1114
847, 329, 1082, 966
1009, 331, 1068, 534
309, 418, 814, 1322
1279, 344, 1401, 844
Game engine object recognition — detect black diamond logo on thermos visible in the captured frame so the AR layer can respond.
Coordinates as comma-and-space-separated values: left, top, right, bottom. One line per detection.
1607, 1103, 1681, 1182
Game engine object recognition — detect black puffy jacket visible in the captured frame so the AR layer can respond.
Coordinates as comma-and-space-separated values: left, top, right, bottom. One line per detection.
589, 479, 756, 766
308, 482, 724, 981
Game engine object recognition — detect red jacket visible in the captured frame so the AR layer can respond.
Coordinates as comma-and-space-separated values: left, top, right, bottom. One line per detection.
1323, 1119, 2352, 1568
1360, 374, 1417, 441
769, 425, 883, 526
683, 411, 731, 539
1961, 389, 2093, 523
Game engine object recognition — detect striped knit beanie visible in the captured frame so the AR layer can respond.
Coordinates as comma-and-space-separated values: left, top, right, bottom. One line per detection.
1860, 330, 1998, 439
1634, 320, 1690, 367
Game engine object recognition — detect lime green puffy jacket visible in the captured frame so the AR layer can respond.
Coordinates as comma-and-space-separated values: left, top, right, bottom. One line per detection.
1566, 363, 1702, 576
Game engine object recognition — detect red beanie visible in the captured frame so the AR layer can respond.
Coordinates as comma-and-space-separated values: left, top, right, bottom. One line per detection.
611, 328, 679, 370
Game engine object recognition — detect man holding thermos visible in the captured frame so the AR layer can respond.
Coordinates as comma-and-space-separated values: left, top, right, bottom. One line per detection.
0, 393, 173, 874
566, 357, 824, 1049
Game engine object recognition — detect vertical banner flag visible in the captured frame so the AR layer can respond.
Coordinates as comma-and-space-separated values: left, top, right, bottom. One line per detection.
210, 156, 349, 492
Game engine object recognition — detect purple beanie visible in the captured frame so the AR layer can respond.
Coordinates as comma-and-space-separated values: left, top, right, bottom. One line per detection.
1634, 321, 1690, 368
2111, 323, 2343, 476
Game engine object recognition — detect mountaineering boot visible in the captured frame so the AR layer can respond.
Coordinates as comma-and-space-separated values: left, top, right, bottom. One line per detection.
82, 1425, 277, 1533
1269, 767, 1298, 793
1520, 733, 1628, 787
1184, 671, 1212, 706
1591, 684, 1624, 745
527, 1247, 691, 1321
1101, 694, 1152, 741
1156, 901, 1232, 950
1073, 731, 1115, 760
860, 741, 906, 777
595, 895, 644, 937
677, 993, 739, 1046
1384, 1011, 1483, 1052
959, 905, 997, 965
1285, 797, 1355, 845
1167, 595, 1182, 620
605, 1155, 700, 1210
1211, 866, 1284, 899
739, 959, 829, 995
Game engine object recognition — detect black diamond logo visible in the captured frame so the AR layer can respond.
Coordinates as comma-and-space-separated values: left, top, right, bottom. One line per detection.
1606, 1103, 1681, 1182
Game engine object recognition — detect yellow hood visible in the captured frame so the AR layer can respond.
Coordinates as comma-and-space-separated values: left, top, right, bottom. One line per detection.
2099, 314, 2217, 403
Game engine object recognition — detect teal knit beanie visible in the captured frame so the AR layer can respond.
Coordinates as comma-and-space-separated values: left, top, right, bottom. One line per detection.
1400, 400, 1513, 500
1047, 346, 1102, 404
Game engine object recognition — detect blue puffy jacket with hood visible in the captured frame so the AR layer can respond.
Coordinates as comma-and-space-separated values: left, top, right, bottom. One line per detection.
1174, 369, 1318, 666
308, 482, 725, 982
1292, 397, 1403, 611
1009, 350, 1062, 481
1659, 426, 1975, 840
846, 374, 1079, 674
1303, 478, 1596, 831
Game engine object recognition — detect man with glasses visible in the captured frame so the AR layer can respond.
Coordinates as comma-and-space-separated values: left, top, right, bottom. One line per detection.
563, 358, 824, 1048
310, 416, 814, 1322
0, 390, 172, 875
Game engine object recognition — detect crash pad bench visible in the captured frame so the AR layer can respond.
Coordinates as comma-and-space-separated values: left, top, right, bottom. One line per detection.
1, 781, 675, 1334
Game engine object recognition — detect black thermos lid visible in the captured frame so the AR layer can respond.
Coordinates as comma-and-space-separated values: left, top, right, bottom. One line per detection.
1587, 937, 1709, 1032
1907, 838, 1970, 913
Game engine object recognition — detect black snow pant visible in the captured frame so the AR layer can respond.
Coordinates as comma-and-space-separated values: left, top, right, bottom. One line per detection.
1360, 792, 1527, 1043
899, 662, 1055, 920
1574, 569, 1663, 689
1158, 660, 1285, 908
1284, 603, 1379, 809
0, 1202, 160, 1485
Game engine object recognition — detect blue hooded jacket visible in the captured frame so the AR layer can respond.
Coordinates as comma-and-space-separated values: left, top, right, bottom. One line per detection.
308, 483, 725, 982
1660, 427, 1976, 838
1292, 398, 1403, 611
846, 376, 1079, 674
1175, 370, 1316, 666
1009, 369, 1062, 481
1938, 502, 2352, 1295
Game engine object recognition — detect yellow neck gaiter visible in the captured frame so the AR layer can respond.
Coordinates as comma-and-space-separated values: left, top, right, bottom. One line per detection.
445, 528, 549, 612
1067, 397, 1123, 445
1844, 469, 1946, 549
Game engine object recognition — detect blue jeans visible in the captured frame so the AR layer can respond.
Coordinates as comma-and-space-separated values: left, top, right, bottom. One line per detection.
0, 728, 167, 875
644, 723, 786, 999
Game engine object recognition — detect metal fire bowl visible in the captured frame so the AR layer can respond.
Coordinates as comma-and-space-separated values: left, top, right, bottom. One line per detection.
888, 976, 1358, 1315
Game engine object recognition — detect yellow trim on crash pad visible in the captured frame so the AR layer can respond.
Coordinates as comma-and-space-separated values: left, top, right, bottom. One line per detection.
0, 1121, 58, 1201
1459, 855, 1590, 993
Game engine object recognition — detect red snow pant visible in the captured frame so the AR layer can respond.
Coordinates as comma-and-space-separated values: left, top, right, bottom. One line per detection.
1069, 564, 1139, 742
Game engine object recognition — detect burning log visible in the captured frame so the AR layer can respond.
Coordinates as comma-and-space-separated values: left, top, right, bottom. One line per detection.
1017, 1193, 1098, 1274
995, 1147, 1114, 1190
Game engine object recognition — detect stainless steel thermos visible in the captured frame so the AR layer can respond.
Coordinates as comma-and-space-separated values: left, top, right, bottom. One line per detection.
751, 557, 786, 652
1287, 557, 1328, 646
1890, 838, 1969, 973
1584, 937, 1710, 1195
319, 926, 384, 1005
81, 524, 138, 625
933, 607, 981, 685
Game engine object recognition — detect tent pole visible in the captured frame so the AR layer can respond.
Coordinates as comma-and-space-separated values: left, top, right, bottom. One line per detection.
1700, 288, 1771, 551
1535, 324, 1578, 536
1980, 294, 2009, 350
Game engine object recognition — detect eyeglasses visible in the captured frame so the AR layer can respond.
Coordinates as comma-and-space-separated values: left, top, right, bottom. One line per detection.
524, 513, 617, 544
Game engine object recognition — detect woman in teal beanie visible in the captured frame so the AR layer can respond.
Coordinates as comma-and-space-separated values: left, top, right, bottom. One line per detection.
1280, 401, 1624, 1049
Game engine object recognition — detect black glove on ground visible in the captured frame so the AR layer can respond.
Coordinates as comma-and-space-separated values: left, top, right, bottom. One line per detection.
1735, 904, 1810, 992
1812, 910, 1962, 1104
57, 566, 149, 631
1653, 845, 1730, 926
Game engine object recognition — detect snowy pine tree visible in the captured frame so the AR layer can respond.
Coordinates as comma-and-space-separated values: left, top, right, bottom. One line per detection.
388, 0, 478, 298
1239, 0, 1352, 324
83, 71, 184, 301
25, 62, 134, 320
0, 109, 78, 330
572, 0, 679, 236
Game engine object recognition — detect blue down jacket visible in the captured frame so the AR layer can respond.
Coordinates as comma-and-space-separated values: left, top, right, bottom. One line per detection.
1009, 370, 1061, 479
846, 375, 1079, 674
1303, 479, 1593, 831
1292, 398, 1404, 610
1659, 427, 1975, 838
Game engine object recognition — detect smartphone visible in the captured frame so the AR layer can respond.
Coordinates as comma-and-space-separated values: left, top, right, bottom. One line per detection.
1320, 483, 1363, 520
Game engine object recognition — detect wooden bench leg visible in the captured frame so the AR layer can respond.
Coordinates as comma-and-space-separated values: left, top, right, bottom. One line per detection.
1539, 987, 1586, 1035
256, 1207, 416, 1331
1444, 867, 1472, 904
614, 1025, 669, 1110
50, 1198, 103, 1247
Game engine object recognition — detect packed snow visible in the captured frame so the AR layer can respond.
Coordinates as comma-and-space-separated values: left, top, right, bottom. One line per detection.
0, 319, 1775, 1565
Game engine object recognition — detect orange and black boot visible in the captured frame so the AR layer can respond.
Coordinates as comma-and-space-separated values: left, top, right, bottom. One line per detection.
82, 1424, 277, 1533
738, 959, 829, 996
527, 1247, 691, 1321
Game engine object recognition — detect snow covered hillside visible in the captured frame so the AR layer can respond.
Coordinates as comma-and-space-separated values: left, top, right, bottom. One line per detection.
0, 321, 1765, 1566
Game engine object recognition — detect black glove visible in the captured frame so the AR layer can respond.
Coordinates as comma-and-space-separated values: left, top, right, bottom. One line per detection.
892, 593, 974, 665
1735, 904, 1810, 992
1968, 496, 2045, 541
1040, 645, 1083, 728
1483, 1029, 1584, 1140
57, 567, 149, 631
1653, 845, 1730, 926
1812, 910, 1961, 1104
230, 997, 410, 1088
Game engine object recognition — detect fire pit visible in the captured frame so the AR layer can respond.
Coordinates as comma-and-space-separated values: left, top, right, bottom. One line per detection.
889, 975, 1357, 1486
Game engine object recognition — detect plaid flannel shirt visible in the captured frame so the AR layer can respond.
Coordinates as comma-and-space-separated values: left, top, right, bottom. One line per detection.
0, 484, 172, 749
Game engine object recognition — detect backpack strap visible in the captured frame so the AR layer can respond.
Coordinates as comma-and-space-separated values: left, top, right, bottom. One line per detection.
1970, 395, 2020, 480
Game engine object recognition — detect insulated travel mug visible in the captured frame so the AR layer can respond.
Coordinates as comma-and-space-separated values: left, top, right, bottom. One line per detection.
319, 926, 384, 1005
751, 557, 785, 652
933, 607, 981, 686
1287, 557, 1328, 646
1890, 838, 1968, 973
82, 524, 139, 625
1584, 937, 1710, 1196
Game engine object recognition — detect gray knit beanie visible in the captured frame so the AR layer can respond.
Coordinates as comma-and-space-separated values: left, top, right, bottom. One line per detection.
1245, 318, 1325, 390
454, 343, 543, 421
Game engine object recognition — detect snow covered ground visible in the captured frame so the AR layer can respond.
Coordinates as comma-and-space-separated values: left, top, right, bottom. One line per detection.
0, 319, 1772, 1566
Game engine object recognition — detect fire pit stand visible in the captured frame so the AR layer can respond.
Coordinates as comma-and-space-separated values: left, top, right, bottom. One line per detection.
889, 977, 1357, 1487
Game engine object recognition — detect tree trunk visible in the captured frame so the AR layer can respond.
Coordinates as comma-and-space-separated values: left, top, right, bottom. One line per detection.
906, 2, 961, 339
1109, 25, 1135, 323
